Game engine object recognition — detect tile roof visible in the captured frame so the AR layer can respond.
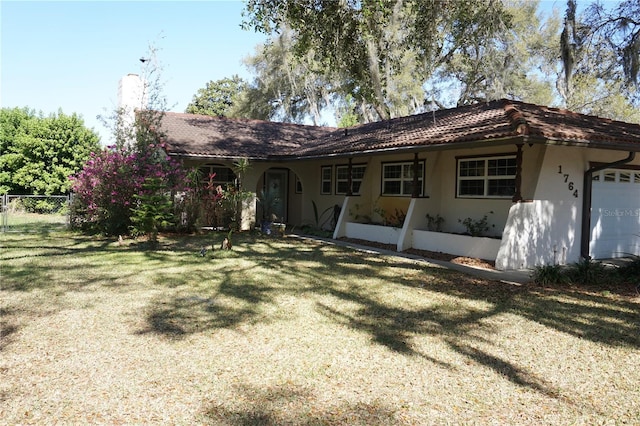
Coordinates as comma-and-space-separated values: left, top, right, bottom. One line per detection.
160, 112, 334, 160
161, 99, 640, 160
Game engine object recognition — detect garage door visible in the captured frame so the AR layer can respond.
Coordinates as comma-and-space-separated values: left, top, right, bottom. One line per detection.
590, 169, 640, 259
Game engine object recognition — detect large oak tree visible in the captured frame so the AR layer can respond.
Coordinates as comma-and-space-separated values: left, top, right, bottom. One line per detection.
186, 75, 249, 117
559, 0, 639, 121
242, 0, 513, 121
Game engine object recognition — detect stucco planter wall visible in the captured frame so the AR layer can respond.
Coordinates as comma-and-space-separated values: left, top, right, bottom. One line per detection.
412, 229, 502, 261
345, 222, 402, 245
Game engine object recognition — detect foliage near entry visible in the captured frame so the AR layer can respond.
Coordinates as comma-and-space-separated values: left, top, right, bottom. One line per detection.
130, 177, 177, 244
69, 148, 185, 236
531, 257, 640, 288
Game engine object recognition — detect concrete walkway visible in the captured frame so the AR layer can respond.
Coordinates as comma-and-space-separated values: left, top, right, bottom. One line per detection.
291, 234, 533, 285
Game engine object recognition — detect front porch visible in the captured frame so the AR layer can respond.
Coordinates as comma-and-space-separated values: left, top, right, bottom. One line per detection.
333, 197, 545, 271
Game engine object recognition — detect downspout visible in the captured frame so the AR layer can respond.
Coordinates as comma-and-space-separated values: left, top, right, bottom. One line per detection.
411, 153, 420, 198
347, 157, 353, 196
581, 151, 636, 259
512, 144, 524, 202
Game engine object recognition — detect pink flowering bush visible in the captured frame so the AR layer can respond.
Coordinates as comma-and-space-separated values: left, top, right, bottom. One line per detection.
70, 146, 186, 236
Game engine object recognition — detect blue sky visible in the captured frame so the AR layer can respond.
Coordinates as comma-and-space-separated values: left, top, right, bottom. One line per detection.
1, 1, 268, 143
1, 0, 574, 145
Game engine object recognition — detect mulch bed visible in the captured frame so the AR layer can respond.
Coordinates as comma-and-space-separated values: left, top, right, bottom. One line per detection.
337, 237, 496, 270
336, 237, 640, 297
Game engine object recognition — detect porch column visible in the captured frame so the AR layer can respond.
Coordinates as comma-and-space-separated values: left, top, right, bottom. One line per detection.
346, 157, 353, 196
512, 144, 523, 202
412, 153, 420, 198
333, 196, 354, 239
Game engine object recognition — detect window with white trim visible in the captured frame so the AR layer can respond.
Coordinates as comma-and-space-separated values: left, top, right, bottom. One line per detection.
592, 169, 640, 184
381, 161, 424, 196
336, 164, 366, 195
198, 164, 236, 187
457, 155, 516, 198
321, 166, 332, 194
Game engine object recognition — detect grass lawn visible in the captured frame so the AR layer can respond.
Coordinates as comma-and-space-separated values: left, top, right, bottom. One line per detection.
1, 212, 68, 234
1, 229, 639, 425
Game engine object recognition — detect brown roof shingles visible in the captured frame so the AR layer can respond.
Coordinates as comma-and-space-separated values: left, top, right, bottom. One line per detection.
161, 112, 334, 159
161, 99, 640, 160
512, 102, 640, 145
298, 101, 521, 157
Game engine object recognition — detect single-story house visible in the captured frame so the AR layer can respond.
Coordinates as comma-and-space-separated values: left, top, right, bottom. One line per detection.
157, 98, 640, 270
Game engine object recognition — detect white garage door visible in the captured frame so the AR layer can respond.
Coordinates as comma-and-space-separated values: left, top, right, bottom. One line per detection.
590, 169, 640, 259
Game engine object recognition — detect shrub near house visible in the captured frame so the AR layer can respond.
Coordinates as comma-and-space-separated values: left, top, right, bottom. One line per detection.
70, 147, 186, 236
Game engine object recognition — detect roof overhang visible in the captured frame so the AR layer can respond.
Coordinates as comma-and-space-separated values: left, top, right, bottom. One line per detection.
168, 134, 640, 163
279, 137, 525, 161
161, 100, 640, 162
523, 135, 640, 153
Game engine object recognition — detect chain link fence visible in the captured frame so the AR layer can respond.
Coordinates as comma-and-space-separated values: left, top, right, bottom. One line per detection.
1, 194, 71, 233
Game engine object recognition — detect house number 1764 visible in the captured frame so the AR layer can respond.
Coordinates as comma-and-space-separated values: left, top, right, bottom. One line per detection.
558, 165, 579, 198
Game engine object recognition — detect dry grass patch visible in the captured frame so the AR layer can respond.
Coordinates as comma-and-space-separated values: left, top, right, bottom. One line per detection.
1, 229, 639, 424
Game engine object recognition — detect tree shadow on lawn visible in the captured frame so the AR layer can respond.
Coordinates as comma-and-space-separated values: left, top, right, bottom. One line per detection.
7, 229, 636, 353
1, 231, 227, 292
315, 283, 506, 372
1, 221, 68, 236
259, 240, 640, 349
135, 237, 381, 338
137, 234, 639, 350
0, 308, 19, 352
406, 273, 640, 349
312, 272, 636, 408
0, 251, 155, 292
136, 265, 281, 338
66, 231, 631, 407
0, 234, 113, 262
18, 231, 614, 407
445, 341, 568, 401
202, 382, 400, 426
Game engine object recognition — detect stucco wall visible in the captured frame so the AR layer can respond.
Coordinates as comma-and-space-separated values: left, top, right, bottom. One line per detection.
497, 145, 640, 269
497, 145, 585, 269
424, 145, 534, 237
291, 159, 350, 228
177, 143, 640, 270
302, 149, 521, 231
270, 145, 544, 234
